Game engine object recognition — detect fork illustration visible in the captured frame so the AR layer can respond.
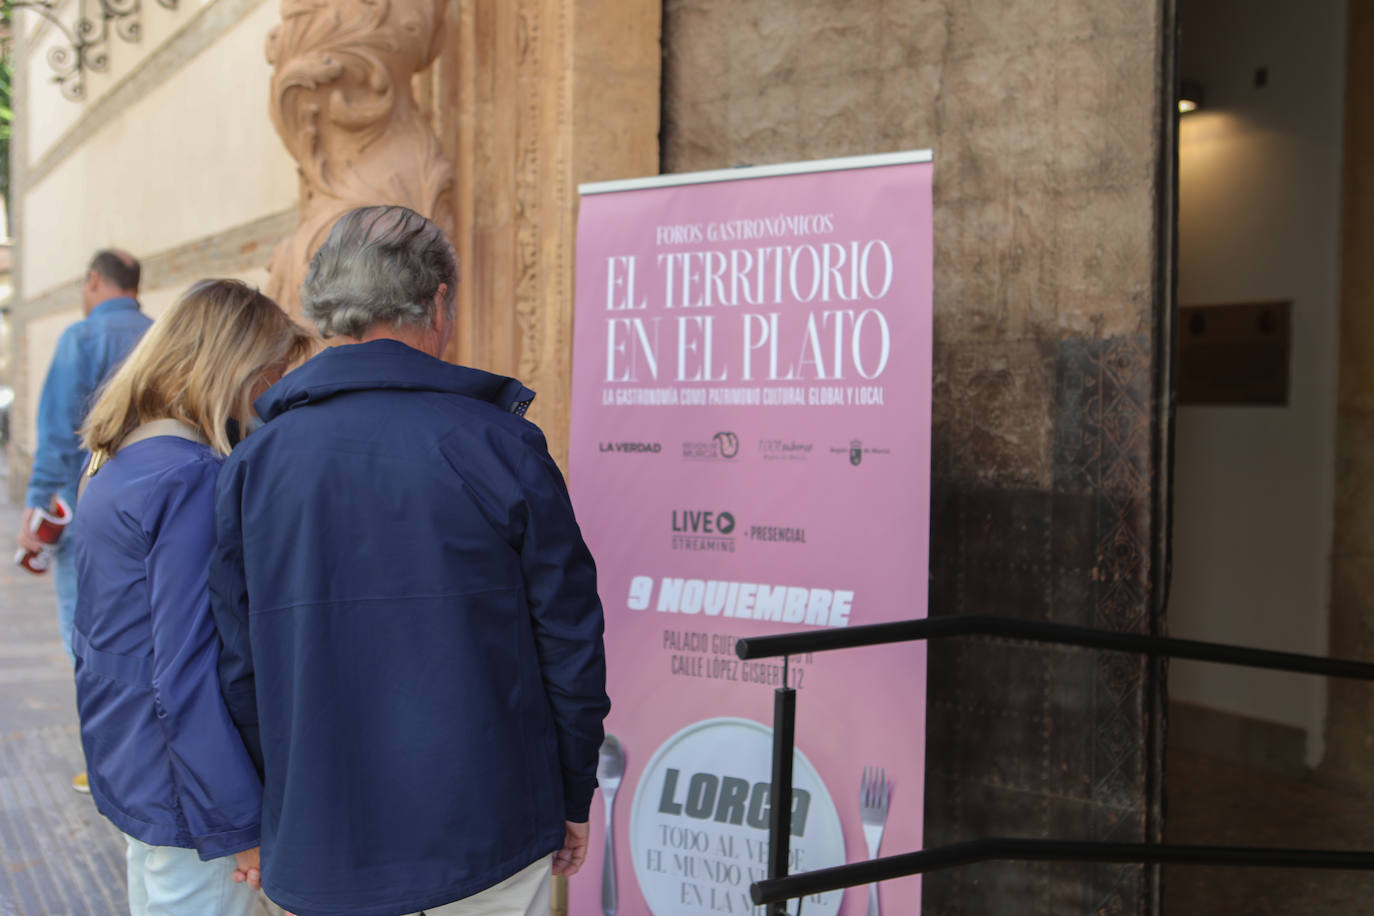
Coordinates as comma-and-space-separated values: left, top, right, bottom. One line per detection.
860, 766, 890, 916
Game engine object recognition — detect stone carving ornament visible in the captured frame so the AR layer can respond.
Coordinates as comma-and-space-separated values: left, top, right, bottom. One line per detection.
265, 0, 455, 319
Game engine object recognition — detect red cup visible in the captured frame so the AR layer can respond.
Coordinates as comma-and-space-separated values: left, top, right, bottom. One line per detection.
15, 495, 72, 575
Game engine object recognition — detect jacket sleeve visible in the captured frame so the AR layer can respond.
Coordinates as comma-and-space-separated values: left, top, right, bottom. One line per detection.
26, 325, 92, 508
144, 458, 263, 860
208, 454, 264, 776
515, 431, 611, 823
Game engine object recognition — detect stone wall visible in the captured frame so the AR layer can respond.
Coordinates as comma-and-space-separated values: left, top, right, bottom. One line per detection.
663, 1, 1170, 913
6, 0, 298, 486
1325, 0, 1374, 787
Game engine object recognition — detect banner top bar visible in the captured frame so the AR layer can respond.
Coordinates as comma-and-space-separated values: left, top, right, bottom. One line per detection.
578, 149, 934, 196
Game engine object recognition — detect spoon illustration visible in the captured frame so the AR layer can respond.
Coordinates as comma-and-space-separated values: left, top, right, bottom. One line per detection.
598, 734, 626, 915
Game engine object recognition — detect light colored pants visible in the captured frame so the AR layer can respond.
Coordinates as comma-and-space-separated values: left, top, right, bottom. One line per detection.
53, 536, 77, 663
403, 855, 553, 916
125, 835, 263, 916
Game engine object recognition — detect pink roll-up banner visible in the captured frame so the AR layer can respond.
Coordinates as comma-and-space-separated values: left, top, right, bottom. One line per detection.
567, 151, 933, 916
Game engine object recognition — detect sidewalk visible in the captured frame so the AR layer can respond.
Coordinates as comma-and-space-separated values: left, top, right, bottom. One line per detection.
0, 452, 554, 915
0, 457, 288, 916
0, 478, 128, 913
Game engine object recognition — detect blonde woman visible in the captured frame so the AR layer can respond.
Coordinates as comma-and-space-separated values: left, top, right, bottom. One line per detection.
71, 279, 312, 915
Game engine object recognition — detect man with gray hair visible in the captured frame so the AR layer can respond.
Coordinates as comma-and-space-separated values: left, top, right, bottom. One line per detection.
210, 206, 609, 916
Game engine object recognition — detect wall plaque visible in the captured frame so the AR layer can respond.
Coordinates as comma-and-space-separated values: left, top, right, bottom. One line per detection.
1177, 301, 1291, 405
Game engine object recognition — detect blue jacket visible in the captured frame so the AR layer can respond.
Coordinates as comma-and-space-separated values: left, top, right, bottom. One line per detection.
27, 297, 152, 511
210, 340, 610, 916
71, 436, 263, 859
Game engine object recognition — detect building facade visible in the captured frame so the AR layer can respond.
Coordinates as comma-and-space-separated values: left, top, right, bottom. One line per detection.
22, 1, 1334, 913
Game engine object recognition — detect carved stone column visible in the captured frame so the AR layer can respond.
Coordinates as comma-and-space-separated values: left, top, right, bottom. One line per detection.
264, 0, 456, 318
433, 0, 661, 466
266, 0, 660, 469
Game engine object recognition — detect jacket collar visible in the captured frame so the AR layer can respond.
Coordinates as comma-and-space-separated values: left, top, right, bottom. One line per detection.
256, 339, 536, 421
88, 296, 141, 319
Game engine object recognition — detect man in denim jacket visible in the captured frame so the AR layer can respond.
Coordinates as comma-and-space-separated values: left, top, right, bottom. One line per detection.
17, 251, 152, 673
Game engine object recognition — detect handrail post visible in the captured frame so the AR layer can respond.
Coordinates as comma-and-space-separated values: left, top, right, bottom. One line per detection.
768, 656, 796, 916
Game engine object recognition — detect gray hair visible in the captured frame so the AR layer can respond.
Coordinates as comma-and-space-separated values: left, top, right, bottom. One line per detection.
300, 206, 458, 339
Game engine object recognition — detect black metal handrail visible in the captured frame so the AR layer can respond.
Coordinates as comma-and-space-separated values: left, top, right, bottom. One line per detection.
735, 614, 1374, 680
750, 839, 1374, 905
734, 614, 1374, 913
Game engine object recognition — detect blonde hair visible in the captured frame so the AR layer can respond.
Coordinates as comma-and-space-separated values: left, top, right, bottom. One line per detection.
82, 279, 315, 458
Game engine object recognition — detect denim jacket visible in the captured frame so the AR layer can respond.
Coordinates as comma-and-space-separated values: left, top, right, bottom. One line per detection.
26, 297, 152, 511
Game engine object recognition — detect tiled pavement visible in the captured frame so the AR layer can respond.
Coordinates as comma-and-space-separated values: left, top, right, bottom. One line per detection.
0, 489, 128, 914
0, 463, 282, 916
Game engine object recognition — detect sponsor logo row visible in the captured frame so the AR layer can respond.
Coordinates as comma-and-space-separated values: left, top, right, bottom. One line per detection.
599, 431, 891, 466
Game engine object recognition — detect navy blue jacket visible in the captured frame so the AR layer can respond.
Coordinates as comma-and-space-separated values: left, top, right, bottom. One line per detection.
72, 437, 262, 859
210, 340, 610, 916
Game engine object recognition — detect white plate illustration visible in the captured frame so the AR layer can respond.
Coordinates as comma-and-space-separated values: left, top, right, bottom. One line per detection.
628, 717, 846, 915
